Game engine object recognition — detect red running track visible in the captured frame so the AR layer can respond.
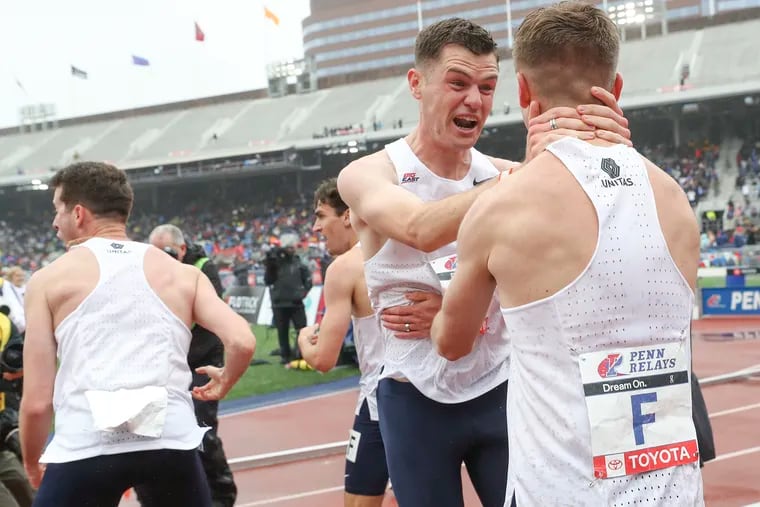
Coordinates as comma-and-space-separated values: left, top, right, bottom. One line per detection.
120, 317, 760, 506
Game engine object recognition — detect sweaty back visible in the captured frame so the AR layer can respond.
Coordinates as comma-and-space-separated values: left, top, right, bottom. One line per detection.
42, 238, 205, 464
500, 138, 703, 506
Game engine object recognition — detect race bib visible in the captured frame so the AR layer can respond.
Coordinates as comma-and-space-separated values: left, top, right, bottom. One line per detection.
429, 253, 489, 335
429, 254, 458, 292
579, 342, 699, 479
346, 429, 361, 463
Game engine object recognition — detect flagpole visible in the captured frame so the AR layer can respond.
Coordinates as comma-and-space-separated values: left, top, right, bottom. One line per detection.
15, 78, 29, 99
417, 0, 424, 32
505, 0, 513, 48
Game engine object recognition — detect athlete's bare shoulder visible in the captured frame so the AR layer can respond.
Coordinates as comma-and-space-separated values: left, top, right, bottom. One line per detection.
642, 157, 689, 197
478, 150, 577, 242
339, 149, 396, 188
38, 245, 94, 278
324, 245, 363, 285
144, 245, 199, 283
641, 155, 699, 288
486, 155, 521, 173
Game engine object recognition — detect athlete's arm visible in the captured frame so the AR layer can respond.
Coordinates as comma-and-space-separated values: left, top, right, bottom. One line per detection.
338, 155, 499, 253
431, 196, 497, 361
20, 270, 56, 488
298, 259, 354, 372
191, 271, 256, 400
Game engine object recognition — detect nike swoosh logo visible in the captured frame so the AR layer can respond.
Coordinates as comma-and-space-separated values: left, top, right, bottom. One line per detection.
473, 177, 493, 186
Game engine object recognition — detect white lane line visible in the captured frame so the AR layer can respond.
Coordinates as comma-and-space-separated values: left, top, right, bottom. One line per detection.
709, 402, 760, 419
236, 485, 344, 506
711, 445, 760, 463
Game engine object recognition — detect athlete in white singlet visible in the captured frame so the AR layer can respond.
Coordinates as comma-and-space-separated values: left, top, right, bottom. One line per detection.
298, 178, 440, 507
20, 162, 255, 507
431, 4, 704, 506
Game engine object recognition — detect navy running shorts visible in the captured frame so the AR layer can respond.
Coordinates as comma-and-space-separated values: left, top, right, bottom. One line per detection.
33, 448, 211, 507
377, 378, 508, 507
344, 398, 389, 496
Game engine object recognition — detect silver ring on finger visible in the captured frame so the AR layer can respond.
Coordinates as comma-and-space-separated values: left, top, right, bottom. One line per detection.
404, 322, 411, 333
550, 118, 558, 130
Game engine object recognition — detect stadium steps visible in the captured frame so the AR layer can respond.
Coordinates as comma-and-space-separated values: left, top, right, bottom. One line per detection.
126, 110, 188, 160
697, 137, 743, 212
0, 130, 61, 175
61, 120, 123, 165
276, 91, 330, 142
367, 78, 408, 128
672, 29, 704, 84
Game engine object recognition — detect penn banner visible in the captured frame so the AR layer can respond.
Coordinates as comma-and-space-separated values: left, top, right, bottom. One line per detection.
224, 286, 267, 323
701, 287, 760, 316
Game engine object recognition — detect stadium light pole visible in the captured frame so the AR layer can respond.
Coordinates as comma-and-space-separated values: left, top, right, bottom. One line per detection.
505, 0, 513, 47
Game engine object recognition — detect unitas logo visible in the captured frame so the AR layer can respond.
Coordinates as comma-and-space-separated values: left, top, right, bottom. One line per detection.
600, 158, 633, 188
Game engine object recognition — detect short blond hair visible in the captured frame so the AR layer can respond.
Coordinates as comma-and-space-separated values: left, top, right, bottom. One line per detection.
513, 2, 619, 103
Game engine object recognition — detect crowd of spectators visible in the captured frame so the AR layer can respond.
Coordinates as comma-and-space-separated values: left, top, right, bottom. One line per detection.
0, 193, 329, 278
642, 140, 721, 208
2, 139, 759, 274
697, 138, 760, 267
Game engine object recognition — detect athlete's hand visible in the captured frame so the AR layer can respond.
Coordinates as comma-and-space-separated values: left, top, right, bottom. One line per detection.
381, 291, 442, 339
298, 324, 319, 348
24, 461, 45, 489
524, 87, 631, 162
191, 366, 230, 401
576, 87, 631, 145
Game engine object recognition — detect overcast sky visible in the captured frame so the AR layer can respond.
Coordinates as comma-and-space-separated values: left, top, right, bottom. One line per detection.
0, 0, 310, 128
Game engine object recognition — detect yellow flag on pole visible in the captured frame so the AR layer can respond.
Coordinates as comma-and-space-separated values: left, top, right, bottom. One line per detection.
264, 6, 280, 26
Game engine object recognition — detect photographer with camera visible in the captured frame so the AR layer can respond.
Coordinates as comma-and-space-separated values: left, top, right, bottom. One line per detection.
147, 224, 237, 507
263, 232, 312, 364
0, 305, 34, 507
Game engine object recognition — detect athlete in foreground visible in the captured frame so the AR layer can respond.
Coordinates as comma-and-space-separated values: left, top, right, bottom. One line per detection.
431, 3, 704, 505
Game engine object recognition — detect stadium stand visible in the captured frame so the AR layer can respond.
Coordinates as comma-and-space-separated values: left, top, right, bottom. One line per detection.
0, 18, 758, 176
0, 15, 759, 276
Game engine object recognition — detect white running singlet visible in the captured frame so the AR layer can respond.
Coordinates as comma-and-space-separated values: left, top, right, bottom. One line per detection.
502, 138, 704, 506
352, 313, 384, 420
363, 138, 510, 403
41, 238, 207, 463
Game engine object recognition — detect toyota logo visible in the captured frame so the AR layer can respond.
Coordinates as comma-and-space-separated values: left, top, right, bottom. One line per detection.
608, 459, 623, 470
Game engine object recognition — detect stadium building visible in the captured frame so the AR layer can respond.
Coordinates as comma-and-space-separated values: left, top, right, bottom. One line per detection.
304, 0, 760, 86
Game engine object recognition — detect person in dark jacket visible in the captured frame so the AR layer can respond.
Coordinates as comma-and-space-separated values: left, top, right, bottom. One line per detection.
146, 224, 237, 507
263, 233, 313, 364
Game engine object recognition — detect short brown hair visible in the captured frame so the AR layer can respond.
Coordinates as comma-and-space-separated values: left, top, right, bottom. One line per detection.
415, 18, 498, 68
513, 2, 619, 100
314, 177, 348, 216
50, 162, 134, 221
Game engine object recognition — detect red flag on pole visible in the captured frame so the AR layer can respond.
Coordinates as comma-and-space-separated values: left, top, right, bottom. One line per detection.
194, 21, 205, 42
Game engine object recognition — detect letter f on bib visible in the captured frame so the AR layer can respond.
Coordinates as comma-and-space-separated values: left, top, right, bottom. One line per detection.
631, 392, 657, 445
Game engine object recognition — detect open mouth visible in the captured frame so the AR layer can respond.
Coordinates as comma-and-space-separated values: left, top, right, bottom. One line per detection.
453, 117, 478, 131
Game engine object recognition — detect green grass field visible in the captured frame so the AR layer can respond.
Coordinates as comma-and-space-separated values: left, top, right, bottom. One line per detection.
225, 324, 360, 401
